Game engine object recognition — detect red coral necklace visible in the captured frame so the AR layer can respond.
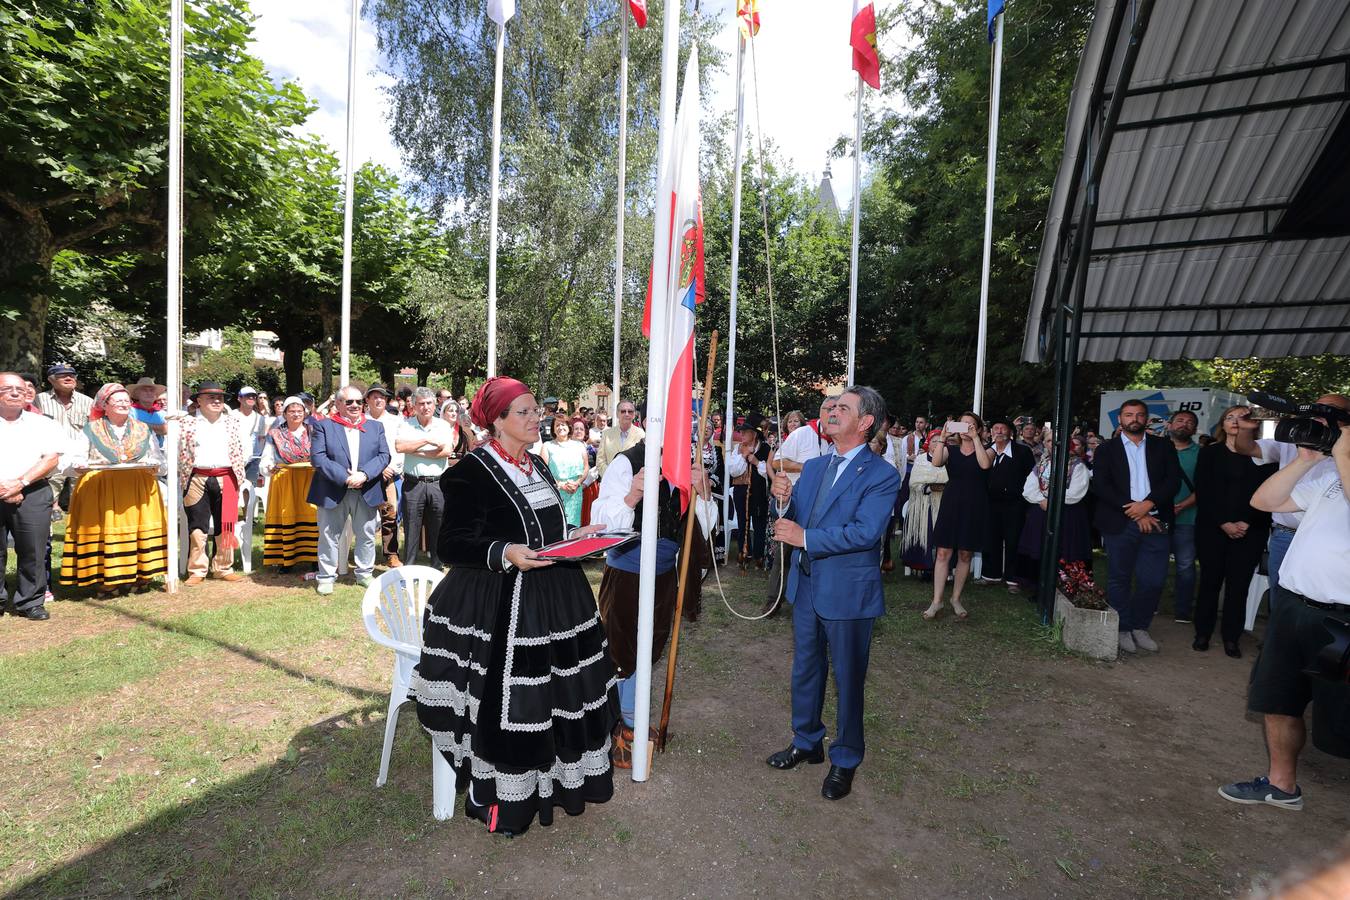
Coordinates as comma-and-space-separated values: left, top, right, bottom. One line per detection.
490, 439, 533, 476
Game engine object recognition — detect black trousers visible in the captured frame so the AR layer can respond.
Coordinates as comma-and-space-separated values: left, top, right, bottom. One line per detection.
402, 477, 444, 568
185, 475, 224, 535
1, 481, 53, 611
731, 484, 766, 561
1196, 527, 1264, 644
983, 498, 1027, 581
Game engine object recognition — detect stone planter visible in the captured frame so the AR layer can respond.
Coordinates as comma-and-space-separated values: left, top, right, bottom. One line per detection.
1054, 591, 1119, 661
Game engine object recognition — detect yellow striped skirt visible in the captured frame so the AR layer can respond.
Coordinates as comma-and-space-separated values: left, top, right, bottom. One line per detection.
61, 468, 169, 588
263, 464, 319, 566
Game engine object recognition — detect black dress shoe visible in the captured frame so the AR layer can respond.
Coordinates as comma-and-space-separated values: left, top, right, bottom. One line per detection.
821, 765, 856, 800
766, 744, 824, 770
16, 606, 50, 621
1192, 637, 1209, 651
1223, 640, 1242, 659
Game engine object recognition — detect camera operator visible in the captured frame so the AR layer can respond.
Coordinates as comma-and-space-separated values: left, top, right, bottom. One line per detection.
1230, 394, 1348, 610
1217, 415, 1350, 811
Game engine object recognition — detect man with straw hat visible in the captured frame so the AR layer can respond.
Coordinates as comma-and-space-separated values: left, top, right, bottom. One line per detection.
178, 382, 249, 585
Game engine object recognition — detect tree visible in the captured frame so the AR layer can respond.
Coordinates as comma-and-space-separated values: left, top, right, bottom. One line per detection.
0, 0, 310, 371
367, 0, 722, 397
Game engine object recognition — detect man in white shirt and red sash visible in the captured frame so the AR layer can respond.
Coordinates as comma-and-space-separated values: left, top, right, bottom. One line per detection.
0, 372, 64, 620
178, 382, 249, 585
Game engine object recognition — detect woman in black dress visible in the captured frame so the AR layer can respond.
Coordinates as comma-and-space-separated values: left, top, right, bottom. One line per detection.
1193, 405, 1273, 658
410, 376, 620, 837
925, 412, 992, 620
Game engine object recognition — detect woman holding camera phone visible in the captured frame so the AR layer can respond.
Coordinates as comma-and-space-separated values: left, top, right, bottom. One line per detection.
924, 412, 992, 620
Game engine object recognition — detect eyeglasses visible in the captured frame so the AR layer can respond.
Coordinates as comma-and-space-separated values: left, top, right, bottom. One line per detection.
510, 407, 544, 420
342, 399, 363, 406
0, 386, 24, 395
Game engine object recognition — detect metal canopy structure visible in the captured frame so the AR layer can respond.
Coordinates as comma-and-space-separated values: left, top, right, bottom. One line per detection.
1024, 0, 1350, 366
1023, 0, 1350, 617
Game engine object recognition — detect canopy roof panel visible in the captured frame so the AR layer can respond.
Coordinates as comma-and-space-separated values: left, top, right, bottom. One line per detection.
1023, 0, 1350, 363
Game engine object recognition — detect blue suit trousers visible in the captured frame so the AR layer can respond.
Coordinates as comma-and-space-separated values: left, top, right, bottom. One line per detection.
790, 594, 874, 769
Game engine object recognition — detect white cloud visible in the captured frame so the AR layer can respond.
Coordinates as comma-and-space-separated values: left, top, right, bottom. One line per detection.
248, 0, 404, 175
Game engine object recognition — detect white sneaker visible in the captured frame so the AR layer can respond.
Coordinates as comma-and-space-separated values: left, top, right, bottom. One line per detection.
1132, 629, 1159, 652
1118, 631, 1137, 654
316, 581, 334, 596
355, 574, 373, 588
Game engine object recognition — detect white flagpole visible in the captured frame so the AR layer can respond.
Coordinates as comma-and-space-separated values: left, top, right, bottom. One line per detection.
339, 0, 359, 388
164, 0, 185, 594
632, 0, 681, 784
972, 12, 1003, 416
486, 20, 506, 378
845, 75, 862, 385
722, 32, 746, 558
612, 11, 630, 411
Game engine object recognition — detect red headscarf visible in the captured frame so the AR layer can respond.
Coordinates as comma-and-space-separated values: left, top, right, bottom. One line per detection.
471, 376, 531, 430
90, 383, 129, 421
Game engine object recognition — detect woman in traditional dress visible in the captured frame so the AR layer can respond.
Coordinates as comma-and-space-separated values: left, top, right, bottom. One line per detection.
62, 383, 168, 596
542, 414, 589, 528
258, 397, 319, 573
1016, 434, 1093, 592
411, 377, 619, 837
900, 429, 948, 579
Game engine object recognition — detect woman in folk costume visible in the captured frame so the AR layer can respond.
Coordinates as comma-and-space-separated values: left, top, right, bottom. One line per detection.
900, 429, 948, 577
410, 376, 619, 837
61, 383, 168, 596
258, 397, 319, 573
1015, 433, 1093, 589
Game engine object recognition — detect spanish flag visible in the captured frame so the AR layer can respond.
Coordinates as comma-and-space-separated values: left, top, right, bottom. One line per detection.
737, 0, 760, 39
850, 1, 880, 90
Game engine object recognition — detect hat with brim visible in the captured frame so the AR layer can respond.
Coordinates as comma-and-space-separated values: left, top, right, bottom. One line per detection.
190, 381, 228, 400
237, 386, 258, 397
365, 383, 393, 398
46, 364, 77, 378
129, 376, 166, 396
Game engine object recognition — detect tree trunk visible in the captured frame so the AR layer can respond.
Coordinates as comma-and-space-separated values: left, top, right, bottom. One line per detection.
0, 209, 57, 373
318, 314, 336, 403
278, 329, 307, 395
379, 360, 395, 387
416, 364, 429, 386
450, 372, 465, 399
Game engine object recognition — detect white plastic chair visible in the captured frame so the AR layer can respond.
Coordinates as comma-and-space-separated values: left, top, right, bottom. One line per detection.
236, 480, 255, 574
1245, 572, 1269, 632
360, 565, 455, 819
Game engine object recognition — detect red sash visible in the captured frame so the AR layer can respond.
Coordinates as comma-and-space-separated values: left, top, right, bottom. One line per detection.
194, 466, 240, 550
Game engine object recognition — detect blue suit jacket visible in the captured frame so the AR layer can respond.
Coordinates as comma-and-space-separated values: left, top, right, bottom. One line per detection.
306, 417, 392, 509
783, 445, 901, 620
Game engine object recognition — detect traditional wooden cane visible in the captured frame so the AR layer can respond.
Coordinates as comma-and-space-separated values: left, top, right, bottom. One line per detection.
658, 330, 719, 752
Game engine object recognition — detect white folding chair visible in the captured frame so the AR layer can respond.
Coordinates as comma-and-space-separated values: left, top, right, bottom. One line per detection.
1245, 572, 1269, 632
236, 480, 255, 574
360, 565, 455, 819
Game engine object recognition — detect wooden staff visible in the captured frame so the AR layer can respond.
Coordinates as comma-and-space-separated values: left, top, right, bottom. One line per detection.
658, 329, 719, 752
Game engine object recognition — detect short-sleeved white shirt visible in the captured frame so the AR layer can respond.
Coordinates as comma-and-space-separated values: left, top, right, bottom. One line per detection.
1253, 438, 1337, 529
776, 424, 829, 484
1279, 468, 1349, 605
0, 411, 66, 480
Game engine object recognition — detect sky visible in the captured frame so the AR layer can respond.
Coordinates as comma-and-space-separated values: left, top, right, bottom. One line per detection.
247, 0, 909, 207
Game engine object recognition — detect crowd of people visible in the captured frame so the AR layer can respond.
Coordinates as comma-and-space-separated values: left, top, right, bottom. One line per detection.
3, 365, 1347, 826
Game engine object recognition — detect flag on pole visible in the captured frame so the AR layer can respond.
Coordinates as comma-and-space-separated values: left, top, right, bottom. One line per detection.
487, 0, 515, 25
629, 0, 648, 28
850, 1, 880, 90
988, 0, 1006, 42
737, 0, 760, 38
642, 48, 704, 512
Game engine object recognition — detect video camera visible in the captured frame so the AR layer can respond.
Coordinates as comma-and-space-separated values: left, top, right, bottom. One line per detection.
1248, 391, 1350, 455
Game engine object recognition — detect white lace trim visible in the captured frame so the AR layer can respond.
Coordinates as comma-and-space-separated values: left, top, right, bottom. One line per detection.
421, 645, 489, 676
511, 612, 604, 647
427, 730, 613, 803
510, 647, 609, 686
409, 674, 480, 721
425, 613, 492, 641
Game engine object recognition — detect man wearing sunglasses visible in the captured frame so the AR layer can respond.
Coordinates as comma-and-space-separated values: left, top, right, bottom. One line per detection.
307, 384, 391, 594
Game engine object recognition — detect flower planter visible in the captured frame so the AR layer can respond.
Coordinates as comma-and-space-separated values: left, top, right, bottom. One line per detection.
1054, 591, 1119, 661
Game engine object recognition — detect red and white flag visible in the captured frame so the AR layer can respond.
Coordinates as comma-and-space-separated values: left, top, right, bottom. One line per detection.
642, 46, 704, 512
628, 0, 648, 28
851, 0, 880, 89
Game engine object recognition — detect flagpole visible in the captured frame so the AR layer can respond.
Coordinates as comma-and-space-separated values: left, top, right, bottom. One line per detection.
486, 19, 506, 378
723, 32, 747, 558
339, 0, 359, 388
846, 75, 862, 385
972, 12, 1003, 416
611, 10, 630, 412
164, 0, 185, 594
632, 0, 681, 784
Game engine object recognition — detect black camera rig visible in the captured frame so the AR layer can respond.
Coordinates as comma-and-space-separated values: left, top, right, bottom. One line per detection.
1248, 391, 1350, 455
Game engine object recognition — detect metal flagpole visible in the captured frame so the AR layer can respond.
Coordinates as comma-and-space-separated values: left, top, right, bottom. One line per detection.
972, 13, 1003, 416
845, 75, 862, 384
632, 0, 681, 784
339, 0, 359, 387
164, 0, 185, 594
612, 11, 630, 412
723, 32, 746, 558
486, 20, 506, 378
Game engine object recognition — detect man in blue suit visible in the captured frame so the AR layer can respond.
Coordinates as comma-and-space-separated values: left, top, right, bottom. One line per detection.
767, 385, 900, 800
308, 384, 391, 595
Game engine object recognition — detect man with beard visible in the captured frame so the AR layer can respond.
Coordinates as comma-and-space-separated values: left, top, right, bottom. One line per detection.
1091, 399, 1182, 655
1167, 410, 1200, 623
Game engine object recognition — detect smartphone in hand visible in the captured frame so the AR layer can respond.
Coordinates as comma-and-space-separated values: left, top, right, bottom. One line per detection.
946, 421, 970, 434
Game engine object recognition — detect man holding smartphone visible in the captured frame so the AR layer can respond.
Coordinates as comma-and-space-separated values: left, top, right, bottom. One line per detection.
1091, 399, 1182, 654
